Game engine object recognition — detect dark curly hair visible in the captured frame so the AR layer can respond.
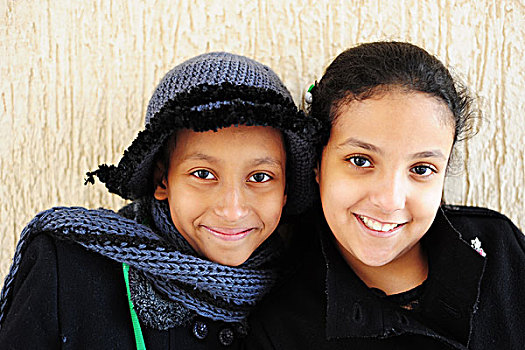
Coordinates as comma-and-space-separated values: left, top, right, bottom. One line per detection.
309, 41, 479, 164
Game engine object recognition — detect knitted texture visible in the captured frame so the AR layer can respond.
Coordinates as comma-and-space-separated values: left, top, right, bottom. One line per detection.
145, 52, 292, 124
0, 198, 284, 331
86, 52, 321, 216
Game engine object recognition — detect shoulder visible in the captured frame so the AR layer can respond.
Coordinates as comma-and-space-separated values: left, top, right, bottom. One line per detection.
18, 222, 122, 271
6, 229, 124, 302
442, 205, 522, 235
11, 204, 144, 294
442, 204, 514, 221
441, 205, 524, 255
0, 229, 126, 346
5, 229, 123, 296
2, 230, 134, 346
3, 209, 127, 311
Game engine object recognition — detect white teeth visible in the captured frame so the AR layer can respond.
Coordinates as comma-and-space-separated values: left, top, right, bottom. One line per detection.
359, 215, 400, 232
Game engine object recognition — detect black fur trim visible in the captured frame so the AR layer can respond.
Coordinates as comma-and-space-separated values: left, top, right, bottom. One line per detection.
147, 83, 320, 138
157, 82, 297, 112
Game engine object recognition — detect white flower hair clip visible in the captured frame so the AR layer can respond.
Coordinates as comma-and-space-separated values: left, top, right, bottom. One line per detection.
470, 237, 487, 257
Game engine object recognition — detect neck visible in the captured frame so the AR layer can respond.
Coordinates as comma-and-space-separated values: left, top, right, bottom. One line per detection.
338, 241, 428, 295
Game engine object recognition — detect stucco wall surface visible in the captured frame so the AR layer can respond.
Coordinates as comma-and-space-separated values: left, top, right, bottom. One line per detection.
1, 0, 524, 278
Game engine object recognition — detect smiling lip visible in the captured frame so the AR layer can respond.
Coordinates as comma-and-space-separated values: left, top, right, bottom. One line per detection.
354, 214, 406, 238
202, 226, 254, 241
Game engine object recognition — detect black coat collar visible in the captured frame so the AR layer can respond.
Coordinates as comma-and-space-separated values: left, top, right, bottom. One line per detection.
321, 207, 486, 347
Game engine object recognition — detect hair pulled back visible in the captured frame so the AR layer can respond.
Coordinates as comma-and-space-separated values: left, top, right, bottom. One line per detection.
309, 42, 478, 150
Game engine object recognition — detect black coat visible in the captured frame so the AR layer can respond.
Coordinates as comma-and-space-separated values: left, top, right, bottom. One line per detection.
0, 233, 243, 349
244, 206, 525, 349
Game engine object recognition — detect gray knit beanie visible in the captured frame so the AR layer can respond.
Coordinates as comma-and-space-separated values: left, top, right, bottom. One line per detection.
87, 52, 320, 216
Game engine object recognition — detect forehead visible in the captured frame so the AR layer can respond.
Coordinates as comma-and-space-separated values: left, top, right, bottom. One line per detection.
176, 124, 283, 143
172, 125, 286, 160
330, 91, 455, 153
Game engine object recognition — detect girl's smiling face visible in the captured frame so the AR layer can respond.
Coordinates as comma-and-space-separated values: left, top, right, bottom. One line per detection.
317, 90, 454, 273
154, 125, 287, 267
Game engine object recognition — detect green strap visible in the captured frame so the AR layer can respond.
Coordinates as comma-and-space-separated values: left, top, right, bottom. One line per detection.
122, 263, 146, 350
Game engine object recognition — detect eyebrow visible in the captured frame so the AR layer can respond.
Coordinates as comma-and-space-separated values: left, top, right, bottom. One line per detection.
250, 157, 283, 168
410, 150, 446, 160
337, 137, 446, 160
337, 137, 383, 154
184, 153, 218, 163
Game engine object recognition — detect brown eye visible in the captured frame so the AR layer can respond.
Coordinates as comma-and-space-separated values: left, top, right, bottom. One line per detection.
248, 173, 272, 183
191, 170, 215, 180
411, 165, 434, 176
348, 156, 372, 168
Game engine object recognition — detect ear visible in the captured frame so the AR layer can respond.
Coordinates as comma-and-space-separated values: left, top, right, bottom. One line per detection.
154, 178, 169, 200
314, 163, 320, 184
282, 181, 288, 207
153, 161, 169, 200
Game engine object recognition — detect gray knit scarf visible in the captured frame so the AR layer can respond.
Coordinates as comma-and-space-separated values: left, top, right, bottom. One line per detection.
0, 197, 284, 331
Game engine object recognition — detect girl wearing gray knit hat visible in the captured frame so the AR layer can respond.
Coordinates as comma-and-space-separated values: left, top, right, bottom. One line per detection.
0, 52, 320, 349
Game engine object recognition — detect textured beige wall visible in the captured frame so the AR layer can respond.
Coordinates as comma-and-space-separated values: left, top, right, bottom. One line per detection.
1, 0, 524, 278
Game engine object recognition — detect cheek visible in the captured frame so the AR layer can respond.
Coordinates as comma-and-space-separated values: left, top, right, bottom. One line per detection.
257, 191, 286, 226
319, 159, 355, 199
168, 198, 192, 225
410, 179, 445, 223
167, 185, 209, 222
319, 174, 357, 221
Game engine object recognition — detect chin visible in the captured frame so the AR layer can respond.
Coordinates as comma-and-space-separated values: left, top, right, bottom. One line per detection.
357, 250, 396, 267
209, 252, 250, 267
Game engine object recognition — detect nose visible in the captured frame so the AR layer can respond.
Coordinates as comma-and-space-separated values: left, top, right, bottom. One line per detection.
369, 172, 407, 214
213, 182, 250, 222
